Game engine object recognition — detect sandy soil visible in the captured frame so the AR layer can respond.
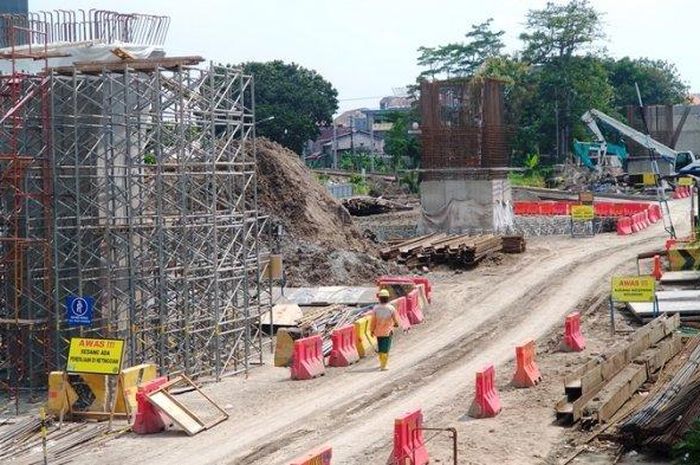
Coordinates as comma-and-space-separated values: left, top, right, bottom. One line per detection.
75, 199, 691, 465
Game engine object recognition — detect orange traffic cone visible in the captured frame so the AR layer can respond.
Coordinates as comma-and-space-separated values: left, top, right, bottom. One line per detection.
652, 254, 663, 281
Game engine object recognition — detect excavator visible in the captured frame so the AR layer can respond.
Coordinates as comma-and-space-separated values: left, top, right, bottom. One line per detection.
579, 109, 700, 177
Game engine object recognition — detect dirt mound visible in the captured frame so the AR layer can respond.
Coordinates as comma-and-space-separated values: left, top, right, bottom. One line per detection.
255, 138, 401, 286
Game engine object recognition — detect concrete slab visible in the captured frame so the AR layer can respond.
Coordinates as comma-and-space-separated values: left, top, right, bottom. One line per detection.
660, 270, 700, 283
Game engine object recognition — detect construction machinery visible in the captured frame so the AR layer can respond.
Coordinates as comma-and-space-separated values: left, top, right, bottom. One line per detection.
580, 109, 700, 177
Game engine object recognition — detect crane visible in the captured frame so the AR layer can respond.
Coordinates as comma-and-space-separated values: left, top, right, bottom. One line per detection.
580, 109, 699, 175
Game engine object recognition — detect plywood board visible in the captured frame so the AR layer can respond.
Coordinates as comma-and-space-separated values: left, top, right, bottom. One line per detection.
148, 391, 203, 436
273, 287, 377, 306
261, 303, 303, 326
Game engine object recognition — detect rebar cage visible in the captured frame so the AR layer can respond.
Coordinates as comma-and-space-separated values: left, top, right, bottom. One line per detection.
0, 64, 272, 409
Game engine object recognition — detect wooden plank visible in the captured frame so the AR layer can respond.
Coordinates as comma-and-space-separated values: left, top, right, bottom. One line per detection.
148, 391, 204, 436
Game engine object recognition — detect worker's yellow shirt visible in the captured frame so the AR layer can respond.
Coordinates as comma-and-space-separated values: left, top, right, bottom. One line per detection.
371, 303, 399, 337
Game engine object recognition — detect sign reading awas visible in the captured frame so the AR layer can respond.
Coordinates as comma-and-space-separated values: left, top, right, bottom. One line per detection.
66, 337, 124, 375
611, 276, 655, 302
571, 205, 594, 221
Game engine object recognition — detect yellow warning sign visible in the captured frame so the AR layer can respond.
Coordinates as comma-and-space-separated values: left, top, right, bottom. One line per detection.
678, 176, 694, 187
611, 276, 655, 302
642, 172, 657, 186
571, 205, 594, 221
66, 337, 125, 375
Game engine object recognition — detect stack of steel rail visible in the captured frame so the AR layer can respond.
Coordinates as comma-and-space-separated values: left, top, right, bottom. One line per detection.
618, 337, 700, 453
380, 233, 505, 269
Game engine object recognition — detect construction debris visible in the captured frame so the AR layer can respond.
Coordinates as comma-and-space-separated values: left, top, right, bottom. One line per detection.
342, 196, 413, 216
0, 416, 110, 465
380, 233, 517, 269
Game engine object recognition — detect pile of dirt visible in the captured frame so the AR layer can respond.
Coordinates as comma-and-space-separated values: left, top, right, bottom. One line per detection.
255, 138, 402, 286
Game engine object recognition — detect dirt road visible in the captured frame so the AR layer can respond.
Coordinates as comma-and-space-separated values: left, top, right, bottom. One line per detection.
83, 199, 690, 465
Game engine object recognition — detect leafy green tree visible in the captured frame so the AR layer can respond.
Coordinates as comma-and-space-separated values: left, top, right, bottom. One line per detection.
384, 112, 421, 171
519, 0, 604, 64
519, 0, 608, 161
417, 19, 505, 79
604, 57, 689, 110
238, 61, 338, 154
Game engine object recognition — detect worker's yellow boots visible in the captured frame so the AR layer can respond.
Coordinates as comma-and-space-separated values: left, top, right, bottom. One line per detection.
379, 353, 389, 370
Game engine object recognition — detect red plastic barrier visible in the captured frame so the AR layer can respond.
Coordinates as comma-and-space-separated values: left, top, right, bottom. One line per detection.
640, 211, 649, 229
411, 276, 432, 303
291, 335, 325, 380
392, 297, 411, 330
561, 312, 586, 352
594, 202, 612, 217
405, 290, 423, 325
132, 376, 170, 434
616, 216, 632, 235
647, 205, 659, 223
469, 364, 501, 418
392, 409, 429, 465
513, 202, 528, 215
289, 446, 333, 465
552, 202, 570, 215
512, 340, 542, 388
538, 202, 555, 215
328, 325, 360, 367
611, 203, 626, 217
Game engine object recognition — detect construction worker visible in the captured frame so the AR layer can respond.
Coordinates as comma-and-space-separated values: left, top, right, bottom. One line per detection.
371, 289, 400, 371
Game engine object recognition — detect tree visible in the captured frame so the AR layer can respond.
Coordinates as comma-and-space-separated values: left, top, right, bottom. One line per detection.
238, 61, 338, 154
604, 57, 689, 110
417, 19, 505, 80
519, 0, 607, 161
384, 112, 420, 171
520, 0, 604, 64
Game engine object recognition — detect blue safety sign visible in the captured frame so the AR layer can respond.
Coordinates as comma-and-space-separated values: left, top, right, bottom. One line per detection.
65, 295, 94, 327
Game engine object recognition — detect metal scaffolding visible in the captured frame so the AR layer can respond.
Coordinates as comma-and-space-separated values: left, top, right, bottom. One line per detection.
0, 61, 272, 412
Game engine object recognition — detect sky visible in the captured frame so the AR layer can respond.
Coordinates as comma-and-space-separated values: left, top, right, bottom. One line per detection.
30, 0, 700, 115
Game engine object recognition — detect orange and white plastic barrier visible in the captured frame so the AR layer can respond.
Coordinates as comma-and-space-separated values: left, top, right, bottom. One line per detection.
328, 325, 360, 367
512, 340, 542, 388
133, 376, 170, 434
288, 445, 332, 465
291, 335, 325, 380
392, 409, 429, 465
391, 296, 412, 330
561, 312, 586, 352
468, 364, 501, 418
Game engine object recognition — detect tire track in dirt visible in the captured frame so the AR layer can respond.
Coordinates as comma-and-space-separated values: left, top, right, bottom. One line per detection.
235, 236, 661, 464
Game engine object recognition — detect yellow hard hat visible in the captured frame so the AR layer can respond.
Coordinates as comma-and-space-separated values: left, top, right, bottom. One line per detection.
377, 289, 390, 298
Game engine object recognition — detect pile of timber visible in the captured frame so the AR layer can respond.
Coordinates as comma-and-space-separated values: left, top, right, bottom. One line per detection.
617, 337, 700, 453
555, 314, 682, 428
342, 196, 413, 216
275, 304, 371, 364
380, 233, 508, 269
502, 235, 526, 253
